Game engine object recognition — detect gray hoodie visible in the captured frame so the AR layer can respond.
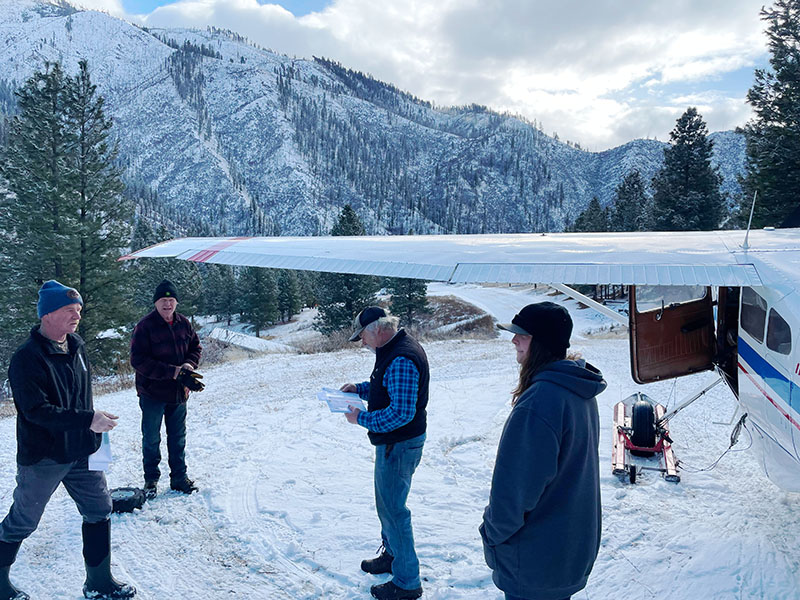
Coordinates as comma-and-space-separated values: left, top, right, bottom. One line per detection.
480, 359, 606, 600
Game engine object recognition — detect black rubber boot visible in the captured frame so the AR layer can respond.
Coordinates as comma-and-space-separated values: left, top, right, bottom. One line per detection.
0, 541, 29, 600
82, 520, 136, 599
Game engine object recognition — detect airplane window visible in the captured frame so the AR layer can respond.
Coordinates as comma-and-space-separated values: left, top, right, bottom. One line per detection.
635, 285, 706, 313
741, 287, 767, 343
766, 309, 792, 355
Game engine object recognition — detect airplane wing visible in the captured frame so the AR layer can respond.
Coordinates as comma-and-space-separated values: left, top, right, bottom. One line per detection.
121, 228, 800, 288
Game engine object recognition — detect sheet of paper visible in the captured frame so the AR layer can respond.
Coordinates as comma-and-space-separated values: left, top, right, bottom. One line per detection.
317, 387, 366, 413
88, 432, 112, 471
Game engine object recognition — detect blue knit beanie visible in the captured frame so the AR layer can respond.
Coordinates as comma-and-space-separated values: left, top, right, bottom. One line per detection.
37, 280, 83, 318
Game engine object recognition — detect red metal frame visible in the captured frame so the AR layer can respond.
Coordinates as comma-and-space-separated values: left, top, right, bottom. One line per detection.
611, 400, 680, 483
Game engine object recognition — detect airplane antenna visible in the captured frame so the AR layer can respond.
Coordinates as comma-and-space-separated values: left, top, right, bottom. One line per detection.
742, 190, 758, 250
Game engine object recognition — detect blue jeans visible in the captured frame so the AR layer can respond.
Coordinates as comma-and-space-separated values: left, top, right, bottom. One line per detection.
374, 433, 425, 590
140, 396, 188, 483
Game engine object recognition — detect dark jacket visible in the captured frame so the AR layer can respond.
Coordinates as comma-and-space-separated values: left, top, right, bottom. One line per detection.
130, 310, 202, 404
8, 328, 100, 466
480, 359, 606, 600
367, 329, 430, 446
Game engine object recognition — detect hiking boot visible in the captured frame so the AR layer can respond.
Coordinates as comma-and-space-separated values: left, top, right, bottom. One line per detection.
361, 549, 394, 575
170, 478, 198, 494
370, 581, 423, 600
143, 480, 157, 500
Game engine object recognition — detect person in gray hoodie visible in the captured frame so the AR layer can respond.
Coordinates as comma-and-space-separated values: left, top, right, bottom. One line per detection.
480, 302, 606, 600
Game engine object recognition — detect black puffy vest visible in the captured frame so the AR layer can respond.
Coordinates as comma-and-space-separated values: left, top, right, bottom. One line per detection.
367, 330, 430, 446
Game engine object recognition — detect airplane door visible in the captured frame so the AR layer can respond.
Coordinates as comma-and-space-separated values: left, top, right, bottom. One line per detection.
716, 286, 739, 397
629, 285, 715, 384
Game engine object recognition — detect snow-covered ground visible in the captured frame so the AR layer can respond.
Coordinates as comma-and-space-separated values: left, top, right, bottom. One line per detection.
1, 285, 799, 599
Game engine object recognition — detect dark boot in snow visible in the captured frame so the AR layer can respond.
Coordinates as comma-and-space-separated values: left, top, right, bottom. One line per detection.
361, 546, 394, 575
0, 541, 28, 600
370, 581, 423, 600
143, 480, 157, 500
82, 520, 136, 599
170, 477, 197, 494
0, 568, 28, 600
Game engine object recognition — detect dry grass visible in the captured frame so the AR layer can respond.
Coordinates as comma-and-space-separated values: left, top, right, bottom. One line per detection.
414, 295, 497, 341
295, 329, 354, 354
296, 295, 496, 354
93, 373, 135, 396
0, 402, 16, 419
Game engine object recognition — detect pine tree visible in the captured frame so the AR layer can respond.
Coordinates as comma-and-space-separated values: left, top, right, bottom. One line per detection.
610, 169, 651, 231
651, 107, 725, 231
239, 266, 278, 336
1, 62, 77, 293
204, 263, 238, 325
314, 205, 380, 334
70, 60, 135, 369
740, 0, 800, 227
0, 61, 133, 372
277, 269, 301, 322
169, 259, 204, 320
570, 197, 609, 232
387, 278, 429, 327
297, 270, 319, 309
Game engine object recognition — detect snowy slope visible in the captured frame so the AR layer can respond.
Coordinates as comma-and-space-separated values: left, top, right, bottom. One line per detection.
1, 285, 797, 599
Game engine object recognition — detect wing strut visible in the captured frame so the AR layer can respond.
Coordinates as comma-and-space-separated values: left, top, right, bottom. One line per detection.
549, 284, 628, 326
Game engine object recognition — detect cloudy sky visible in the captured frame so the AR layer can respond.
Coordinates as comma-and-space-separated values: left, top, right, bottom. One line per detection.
74, 0, 771, 151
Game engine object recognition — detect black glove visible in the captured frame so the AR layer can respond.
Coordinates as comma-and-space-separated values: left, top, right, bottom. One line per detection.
177, 367, 204, 392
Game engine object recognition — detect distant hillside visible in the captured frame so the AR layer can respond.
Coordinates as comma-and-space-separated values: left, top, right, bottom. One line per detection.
0, 0, 747, 235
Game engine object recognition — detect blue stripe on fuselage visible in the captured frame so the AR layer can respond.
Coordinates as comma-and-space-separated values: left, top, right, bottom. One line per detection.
738, 338, 796, 410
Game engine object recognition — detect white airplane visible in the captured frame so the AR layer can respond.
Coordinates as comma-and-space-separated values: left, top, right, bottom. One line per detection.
123, 227, 800, 491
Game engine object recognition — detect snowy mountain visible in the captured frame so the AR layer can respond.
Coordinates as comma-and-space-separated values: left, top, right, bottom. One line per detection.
0, 0, 747, 236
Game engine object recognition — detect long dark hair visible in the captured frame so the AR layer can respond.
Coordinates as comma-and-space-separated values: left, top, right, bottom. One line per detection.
511, 338, 566, 405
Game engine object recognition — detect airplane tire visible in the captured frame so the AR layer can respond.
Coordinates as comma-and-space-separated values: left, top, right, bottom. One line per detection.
631, 400, 656, 457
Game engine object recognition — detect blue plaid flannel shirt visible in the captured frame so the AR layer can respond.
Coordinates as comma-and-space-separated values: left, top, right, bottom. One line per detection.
354, 356, 420, 433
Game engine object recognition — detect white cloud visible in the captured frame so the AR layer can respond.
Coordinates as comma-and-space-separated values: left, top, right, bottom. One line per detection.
89, 0, 771, 149
70, 0, 125, 16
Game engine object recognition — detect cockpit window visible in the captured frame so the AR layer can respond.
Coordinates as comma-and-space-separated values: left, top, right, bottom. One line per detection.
741, 287, 767, 343
766, 309, 792, 355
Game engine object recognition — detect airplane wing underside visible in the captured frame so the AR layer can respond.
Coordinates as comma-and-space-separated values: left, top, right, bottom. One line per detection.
121, 228, 800, 288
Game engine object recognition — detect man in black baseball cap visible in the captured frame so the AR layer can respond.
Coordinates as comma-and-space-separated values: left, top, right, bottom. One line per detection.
340, 306, 429, 600
348, 306, 388, 342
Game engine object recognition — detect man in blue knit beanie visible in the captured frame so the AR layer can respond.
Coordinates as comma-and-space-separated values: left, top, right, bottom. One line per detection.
0, 280, 136, 600
36, 279, 84, 317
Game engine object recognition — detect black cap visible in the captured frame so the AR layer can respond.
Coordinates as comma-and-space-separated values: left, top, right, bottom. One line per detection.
349, 306, 387, 342
153, 279, 179, 303
497, 302, 572, 353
